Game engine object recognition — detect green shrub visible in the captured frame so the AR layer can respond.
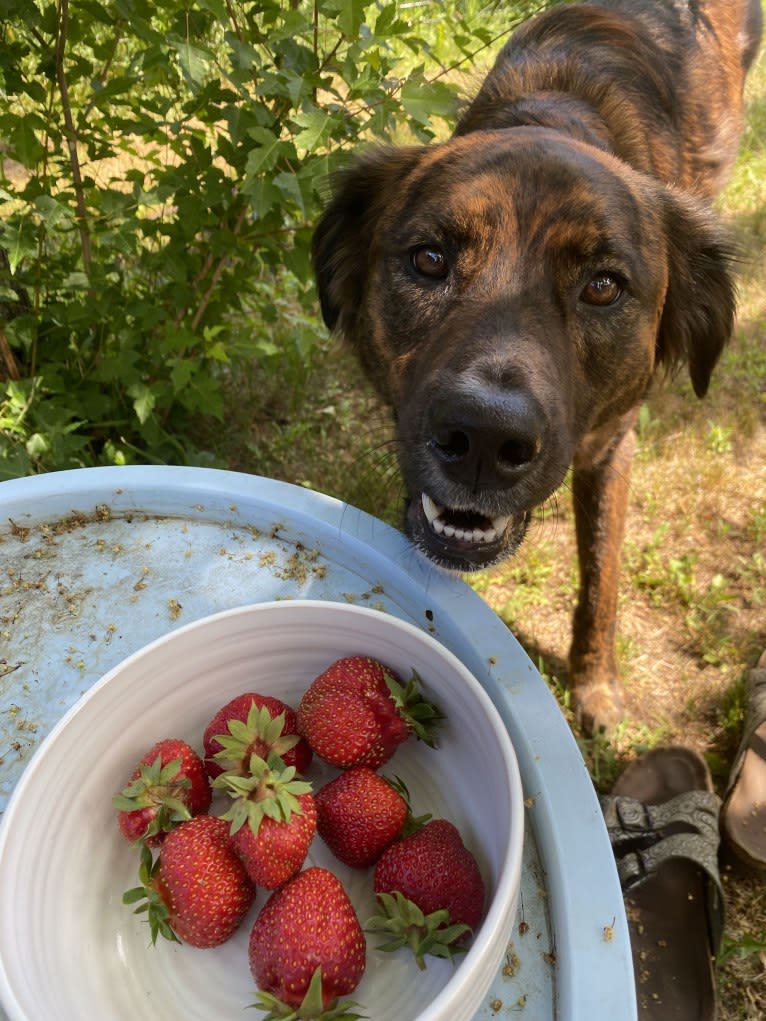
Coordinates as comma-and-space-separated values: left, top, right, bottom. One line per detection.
0, 0, 543, 476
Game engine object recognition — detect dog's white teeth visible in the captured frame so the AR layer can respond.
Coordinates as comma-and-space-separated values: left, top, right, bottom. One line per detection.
491, 514, 511, 534
421, 493, 444, 525
422, 495, 509, 545
433, 521, 500, 543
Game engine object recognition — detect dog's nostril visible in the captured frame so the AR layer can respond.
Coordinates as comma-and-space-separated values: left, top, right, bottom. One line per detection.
499, 436, 541, 468
431, 429, 470, 461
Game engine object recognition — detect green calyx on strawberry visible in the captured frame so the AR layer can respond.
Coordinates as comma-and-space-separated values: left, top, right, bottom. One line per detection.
384, 669, 444, 746
369, 818, 485, 968
248, 867, 366, 1020
204, 693, 312, 778
123, 815, 255, 948
216, 753, 313, 834
251, 966, 366, 1021
386, 775, 433, 837
124, 843, 180, 946
367, 890, 470, 970
113, 738, 212, 846
297, 656, 445, 769
216, 753, 316, 888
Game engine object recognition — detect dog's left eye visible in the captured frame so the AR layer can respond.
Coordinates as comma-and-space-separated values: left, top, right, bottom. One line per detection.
580, 272, 624, 307
410, 244, 449, 280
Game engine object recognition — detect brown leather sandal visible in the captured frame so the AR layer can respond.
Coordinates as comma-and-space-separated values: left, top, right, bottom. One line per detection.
602, 747, 724, 1021
721, 650, 766, 871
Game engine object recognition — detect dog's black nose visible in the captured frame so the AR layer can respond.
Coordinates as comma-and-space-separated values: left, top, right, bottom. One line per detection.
427, 387, 543, 489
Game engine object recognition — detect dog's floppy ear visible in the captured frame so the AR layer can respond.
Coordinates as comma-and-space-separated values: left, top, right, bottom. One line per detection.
656, 189, 739, 397
312, 146, 426, 337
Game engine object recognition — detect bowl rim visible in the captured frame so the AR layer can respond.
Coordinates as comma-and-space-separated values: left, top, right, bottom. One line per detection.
0, 598, 524, 1021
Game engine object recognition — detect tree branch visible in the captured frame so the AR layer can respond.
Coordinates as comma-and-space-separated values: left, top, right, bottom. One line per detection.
190, 204, 249, 333
55, 0, 92, 278
0, 324, 21, 382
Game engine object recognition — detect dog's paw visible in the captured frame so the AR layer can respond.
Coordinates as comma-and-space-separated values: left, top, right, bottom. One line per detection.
570, 679, 626, 737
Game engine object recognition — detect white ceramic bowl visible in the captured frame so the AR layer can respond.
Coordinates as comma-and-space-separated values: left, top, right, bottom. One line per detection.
0, 600, 523, 1021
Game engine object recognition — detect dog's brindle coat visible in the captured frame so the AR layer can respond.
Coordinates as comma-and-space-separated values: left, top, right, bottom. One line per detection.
312, 0, 763, 733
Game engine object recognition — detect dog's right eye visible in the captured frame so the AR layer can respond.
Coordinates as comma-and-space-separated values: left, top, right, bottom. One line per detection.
410, 244, 449, 280
580, 272, 624, 307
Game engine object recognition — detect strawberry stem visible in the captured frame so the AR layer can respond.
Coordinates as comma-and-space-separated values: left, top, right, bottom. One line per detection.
383, 670, 445, 747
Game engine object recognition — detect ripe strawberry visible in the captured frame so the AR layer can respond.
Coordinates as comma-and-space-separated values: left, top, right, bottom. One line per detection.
216, 754, 316, 889
203, 692, 312, 778
315, 768, 415, 868
113, 738, 212, 845
297, 656, 444, 768
123, 815, 255, 948
369, 819, 485, 968
249, 867, 366, 1020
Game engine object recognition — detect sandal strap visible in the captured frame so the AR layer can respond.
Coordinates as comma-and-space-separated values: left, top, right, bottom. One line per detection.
616, 831, 726, 956
727, 667, 766, 793
601, 790, 725, 957
744, 666, 766, 743
601, 789, 720, 849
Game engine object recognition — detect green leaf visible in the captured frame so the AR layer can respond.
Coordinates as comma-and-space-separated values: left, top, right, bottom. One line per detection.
33, 195, 74, 227
718, 932, 766, 966
197, 0, 228, 20
25, 432, 50, 458
204, 340, 229, 363
293, 110, 335, 156
170, 357, 195, 392
245, 127, 291, 177
263, 8, 313, 44
127, 383, 157, 425
7, 119, 45, 167
62, 272, 90, 290
175, 40, 213, 87
374, 3, 408, 37
243, 175, 281, 219
273, 170, 306, 215
327, 0, 369, 39
400, 77, 459, 126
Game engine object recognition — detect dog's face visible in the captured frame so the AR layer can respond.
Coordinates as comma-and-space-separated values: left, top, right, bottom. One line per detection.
313, 128, 736, 571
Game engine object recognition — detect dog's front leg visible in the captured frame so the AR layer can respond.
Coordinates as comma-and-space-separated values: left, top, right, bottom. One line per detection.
569, 411, 639, 735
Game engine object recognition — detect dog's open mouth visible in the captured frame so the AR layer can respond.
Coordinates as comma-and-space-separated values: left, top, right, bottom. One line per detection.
422, 493, 509, 543
407, 492, 530, 571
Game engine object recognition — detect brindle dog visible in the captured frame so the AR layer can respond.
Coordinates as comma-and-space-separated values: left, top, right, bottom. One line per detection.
312, 0, 763, 734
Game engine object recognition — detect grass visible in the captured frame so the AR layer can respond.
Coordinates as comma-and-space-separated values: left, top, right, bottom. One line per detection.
209, 34, 766, 1021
